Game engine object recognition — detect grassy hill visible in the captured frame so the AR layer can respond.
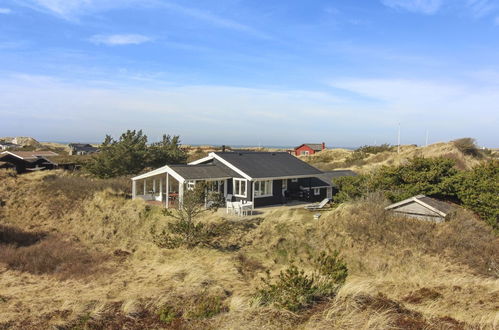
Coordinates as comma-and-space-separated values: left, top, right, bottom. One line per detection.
303, 141, 494, 173
0, 170, 497, 329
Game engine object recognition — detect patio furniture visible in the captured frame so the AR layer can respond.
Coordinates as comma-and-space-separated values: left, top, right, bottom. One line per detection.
241, 201, 253, 216
233, 202, 243, 216
226, 201, 234, 214
304, 198, 330, 211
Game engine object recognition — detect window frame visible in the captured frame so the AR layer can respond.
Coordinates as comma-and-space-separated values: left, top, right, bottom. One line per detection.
291, 178, 298, 183
254, 180, 273, 198
313, 188, 321, 196
233, 178, 247, 198
186, 180, 196, 191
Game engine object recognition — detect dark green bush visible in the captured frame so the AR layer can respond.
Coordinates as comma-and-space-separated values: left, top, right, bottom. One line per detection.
314, 251, 348, 285
255, 251, 348, 311
186, 294, 228, 319
86, 130, 186, 178
333, 157, 499, 230
256, 265, 319, 311
356, 144, 393, 154
446, 160, 499, 230
334, 157, 457, 203
157, 306, 178, 324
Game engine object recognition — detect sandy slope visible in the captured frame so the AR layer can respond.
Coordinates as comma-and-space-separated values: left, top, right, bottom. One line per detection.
0, 170, 497, 329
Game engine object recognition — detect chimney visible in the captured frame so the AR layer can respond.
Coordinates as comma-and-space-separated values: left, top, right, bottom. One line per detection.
322, 142, 325, 150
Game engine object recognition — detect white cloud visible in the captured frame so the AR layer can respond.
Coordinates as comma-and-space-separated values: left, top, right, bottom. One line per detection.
0, 73, 497, 146
0, 8, 12, 14
381, 0, 444, 14
89, 34, 153, 46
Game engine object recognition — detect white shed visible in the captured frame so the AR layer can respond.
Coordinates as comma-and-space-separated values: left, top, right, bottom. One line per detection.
385, 195, 455, 223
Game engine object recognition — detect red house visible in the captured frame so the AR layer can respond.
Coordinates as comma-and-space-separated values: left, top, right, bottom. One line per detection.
294, 143, 326, 156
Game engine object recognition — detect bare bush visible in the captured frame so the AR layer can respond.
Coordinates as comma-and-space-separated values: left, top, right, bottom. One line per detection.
0, 231, 104, 279
452, 138, 481, 157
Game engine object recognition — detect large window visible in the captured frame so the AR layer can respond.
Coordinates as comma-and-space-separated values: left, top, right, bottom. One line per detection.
233, 178, 247, 197
301, 150, 309, 155
254, 180, 273, 197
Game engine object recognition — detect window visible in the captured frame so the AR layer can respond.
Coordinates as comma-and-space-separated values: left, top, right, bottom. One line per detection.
186, 180, 196, 191
291, 178, 298, 183
313, 188, 321, 196
301, 150, 309, 155
282, 179, 287, 190
254, 180, 273, 197
233, 178, 247, 197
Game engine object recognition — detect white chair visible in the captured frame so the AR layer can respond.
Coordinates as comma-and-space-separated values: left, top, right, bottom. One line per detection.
233, 202, 243, 217
242, 202, 253, 216
226, 201, 234, 214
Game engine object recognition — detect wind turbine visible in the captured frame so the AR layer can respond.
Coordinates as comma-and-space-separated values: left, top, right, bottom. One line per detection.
397, 123, 401, 154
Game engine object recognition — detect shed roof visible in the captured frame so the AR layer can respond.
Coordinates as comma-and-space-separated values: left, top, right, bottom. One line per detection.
213, 151, 323, 179
318, 170, 357, 184
385, 195, 455, 217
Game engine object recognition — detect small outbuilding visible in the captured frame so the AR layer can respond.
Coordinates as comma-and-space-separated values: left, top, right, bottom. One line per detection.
294, 143, 326, 156
385, 194, 455, 223
69, 143, 99, 155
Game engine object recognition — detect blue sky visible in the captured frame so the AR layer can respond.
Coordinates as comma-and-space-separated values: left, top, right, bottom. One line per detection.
0, 0, 498, 147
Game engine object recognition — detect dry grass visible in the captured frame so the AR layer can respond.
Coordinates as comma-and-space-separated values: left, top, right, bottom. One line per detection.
304, 141, 488, 173
0, 170, 498, 329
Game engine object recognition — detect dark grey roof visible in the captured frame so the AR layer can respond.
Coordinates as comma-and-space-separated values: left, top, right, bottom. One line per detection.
317, 170, 357, 185
385, 195, 455, 216
214, 151, 323, 179
309, 177, 332, 187
418, 196, 455, 215
69, 143, 99, 152
169, 163, 242, 180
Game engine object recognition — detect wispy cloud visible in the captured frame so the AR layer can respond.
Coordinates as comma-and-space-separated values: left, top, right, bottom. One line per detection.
20, 0, 269, 38
20, 0, 94, 20
381, 0, 443, 14
466, 0, 497, 18
0, 8, 13, 14
89, 34, 153, 46
158, 2, 271, 39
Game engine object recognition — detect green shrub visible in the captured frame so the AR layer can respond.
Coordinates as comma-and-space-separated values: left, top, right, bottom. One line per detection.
314, 251, 348, 285
333, 156, 499, 230
255, 251, 348, 311
152, 219, 209, 249
447, 160, 499, 230
86, 130, 186, 178
153, 187, 216, 249
256, 265, 319, 311
356, 144, 393, 154
157, 306, 177, 324
334, 157, 458, 203
344, 151, 368, 167
186, 294, 228, 319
